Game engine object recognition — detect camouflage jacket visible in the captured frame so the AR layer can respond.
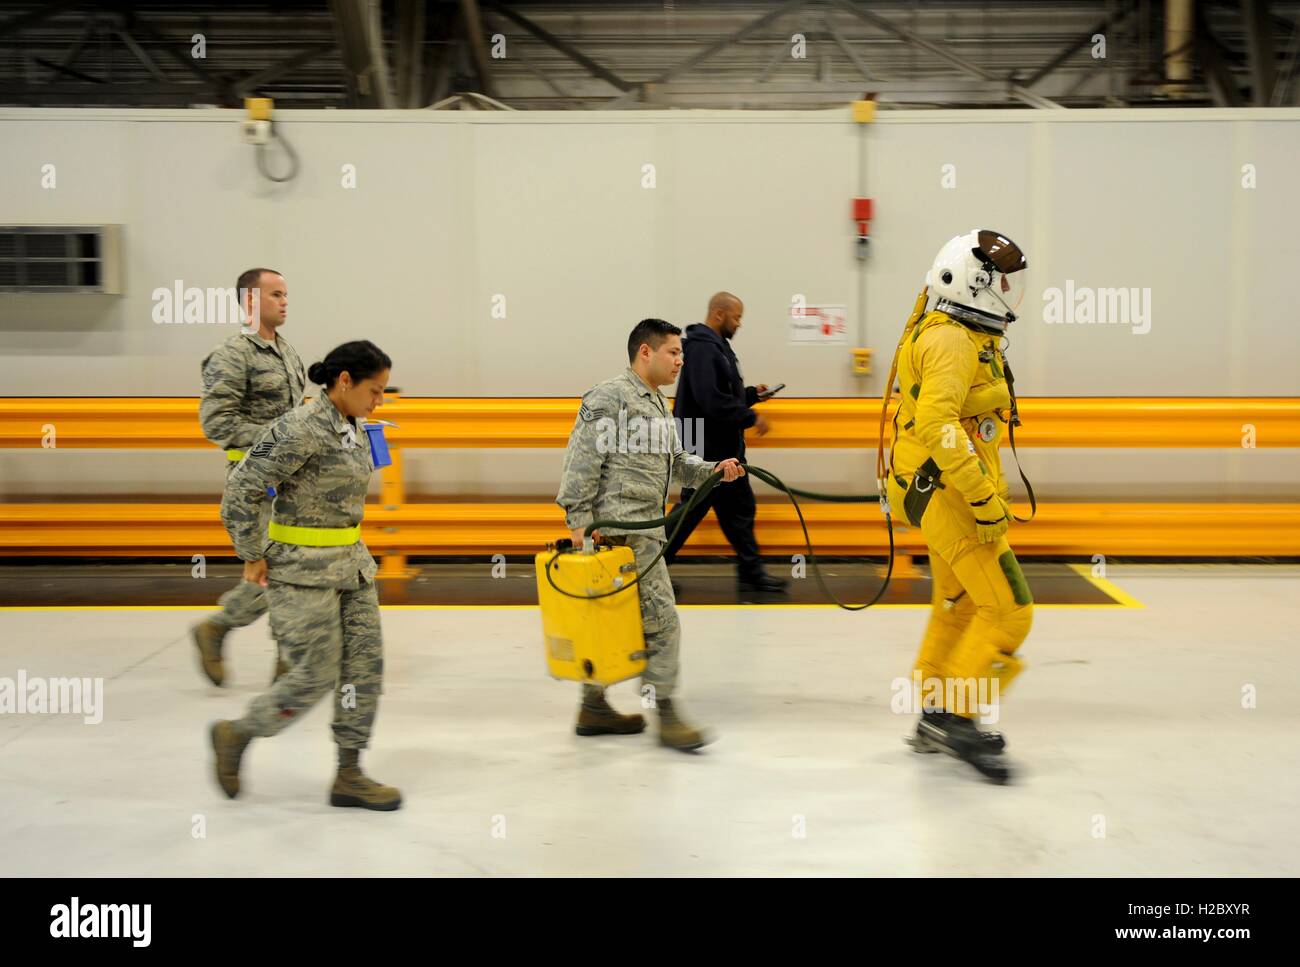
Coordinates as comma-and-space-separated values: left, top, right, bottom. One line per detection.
199, 330, 307, 452
222, 392, 378, 589
557, 367, 717, 542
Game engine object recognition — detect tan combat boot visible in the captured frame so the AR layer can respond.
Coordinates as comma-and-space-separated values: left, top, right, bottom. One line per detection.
575, 689, 646, 736
210, 720, 251, 798
330, 749, 402, 811
191, 619, 228, 686
656, 698, 713, 753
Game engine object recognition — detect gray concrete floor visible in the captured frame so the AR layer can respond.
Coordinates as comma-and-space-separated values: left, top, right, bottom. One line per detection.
1, 564, 1297, 876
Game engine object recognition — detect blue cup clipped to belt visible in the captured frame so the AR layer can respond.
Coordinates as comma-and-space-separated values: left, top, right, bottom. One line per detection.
362, 420, 397, 468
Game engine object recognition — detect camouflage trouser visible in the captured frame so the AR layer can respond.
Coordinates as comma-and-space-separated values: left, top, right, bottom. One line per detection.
211, 494, 271, 632
236, 576, 384, 750
582, 533, 680, 706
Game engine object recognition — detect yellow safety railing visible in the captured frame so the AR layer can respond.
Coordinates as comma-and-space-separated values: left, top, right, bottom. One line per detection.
2, 396, 1298, 448
1, 501, 1297, 558
1, 395, 1298, 563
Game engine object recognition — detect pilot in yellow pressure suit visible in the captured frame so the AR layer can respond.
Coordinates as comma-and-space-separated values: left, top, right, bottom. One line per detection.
883, 230, 1033, 784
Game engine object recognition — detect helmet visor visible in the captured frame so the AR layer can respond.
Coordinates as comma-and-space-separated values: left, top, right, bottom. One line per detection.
973, 230, 1027, 275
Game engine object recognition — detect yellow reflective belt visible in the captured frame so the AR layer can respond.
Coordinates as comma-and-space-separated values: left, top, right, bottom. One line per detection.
267, 521, 361, 547
226, 449, 245, 461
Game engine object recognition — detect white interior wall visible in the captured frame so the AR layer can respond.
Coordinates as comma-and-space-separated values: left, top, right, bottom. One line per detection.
1, 107, 1297, 500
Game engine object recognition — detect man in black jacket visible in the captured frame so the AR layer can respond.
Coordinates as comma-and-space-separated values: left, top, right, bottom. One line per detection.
664, 292, 788, 595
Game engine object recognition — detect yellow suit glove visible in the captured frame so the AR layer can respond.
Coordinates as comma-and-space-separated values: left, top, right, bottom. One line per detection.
970, 493, 1011, 544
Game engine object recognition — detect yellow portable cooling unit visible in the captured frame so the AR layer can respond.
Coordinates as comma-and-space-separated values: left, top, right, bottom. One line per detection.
535, 543, 647, 686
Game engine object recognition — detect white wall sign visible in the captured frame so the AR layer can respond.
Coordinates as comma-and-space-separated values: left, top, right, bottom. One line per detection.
789, 304, 848, 344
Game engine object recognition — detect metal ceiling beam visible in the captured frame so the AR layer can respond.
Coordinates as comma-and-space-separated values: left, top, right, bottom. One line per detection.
42, 17, 96, 85
511, 45, 569, 98
1103, 0, 1121, 106
458, 0, 495, 96
1270, 13, 1300, 105
124, 16, 227, 96
833, 0, 1065, 109
34, 55, 103, 85
110, 26, 167, 83
607, 0, 812, 107
395, 0, 425, 108
1242, 0, 1277, 105
1196, 6, 1245, 107
421, 3, 462, 107
645, 0, 813, 84
757, 36, 792, 82
422, 4, 462, 108
488, 2, 632, 92
1023, 0, 1135, 88
823, 11, 873, 82
234, 44, 336, 98
329, 0, 393, 108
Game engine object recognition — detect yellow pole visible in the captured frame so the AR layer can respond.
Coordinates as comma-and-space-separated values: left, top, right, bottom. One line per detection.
377, 388, 417, 579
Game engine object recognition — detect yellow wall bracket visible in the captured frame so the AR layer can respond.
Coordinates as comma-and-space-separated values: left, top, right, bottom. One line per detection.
245, 97, 273, 121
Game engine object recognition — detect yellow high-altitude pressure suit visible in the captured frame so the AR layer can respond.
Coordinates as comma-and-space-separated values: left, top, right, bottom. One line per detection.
885, 304, 1033, 717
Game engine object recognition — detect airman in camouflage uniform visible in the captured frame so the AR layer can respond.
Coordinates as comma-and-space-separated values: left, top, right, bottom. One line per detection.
557, 319, 745, 752
192, 284, 306, 686
209, 346, 400, 810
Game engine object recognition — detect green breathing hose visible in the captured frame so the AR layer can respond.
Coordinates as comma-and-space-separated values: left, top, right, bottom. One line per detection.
543, 463, 895, 612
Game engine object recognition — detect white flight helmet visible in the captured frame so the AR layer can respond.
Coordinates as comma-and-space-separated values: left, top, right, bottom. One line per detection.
925, 229, 1028, 333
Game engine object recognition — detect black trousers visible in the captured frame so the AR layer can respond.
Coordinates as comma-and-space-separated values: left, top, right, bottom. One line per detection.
663, 474, 766, 581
